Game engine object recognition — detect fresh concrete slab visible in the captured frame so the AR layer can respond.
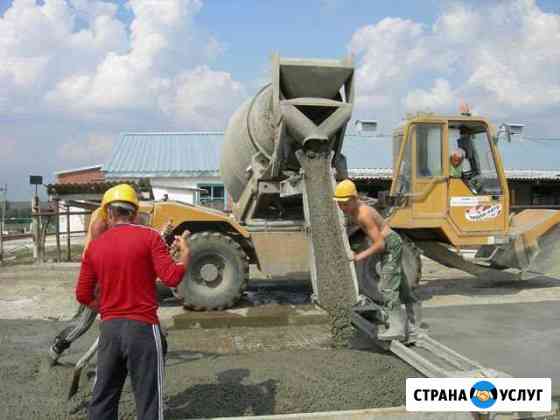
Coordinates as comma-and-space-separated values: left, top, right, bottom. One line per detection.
423, 301, 560, 394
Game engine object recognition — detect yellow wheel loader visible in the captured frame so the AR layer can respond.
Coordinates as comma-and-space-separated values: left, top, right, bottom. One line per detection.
377, 113, 560, 282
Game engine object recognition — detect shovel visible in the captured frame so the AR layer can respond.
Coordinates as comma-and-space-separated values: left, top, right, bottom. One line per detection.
68, 336, 99, 400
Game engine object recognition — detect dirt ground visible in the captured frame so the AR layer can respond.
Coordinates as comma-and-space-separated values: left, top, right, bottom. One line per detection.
2, 260, 560, 418
3, 258, 560, 322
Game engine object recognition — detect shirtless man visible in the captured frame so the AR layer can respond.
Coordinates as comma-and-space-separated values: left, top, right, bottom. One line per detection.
333, 179, 418, 340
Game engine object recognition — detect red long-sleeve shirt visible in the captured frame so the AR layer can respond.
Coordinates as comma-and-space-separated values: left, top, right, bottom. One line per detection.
76, 223, 186, 325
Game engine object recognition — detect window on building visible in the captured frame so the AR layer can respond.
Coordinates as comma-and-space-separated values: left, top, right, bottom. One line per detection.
198, 184, 226, 210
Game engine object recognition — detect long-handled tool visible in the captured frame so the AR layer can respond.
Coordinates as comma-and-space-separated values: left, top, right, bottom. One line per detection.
68, 336, 99, 400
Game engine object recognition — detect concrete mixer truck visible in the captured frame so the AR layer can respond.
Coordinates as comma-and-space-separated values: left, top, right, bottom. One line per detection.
150, 54, 366, 311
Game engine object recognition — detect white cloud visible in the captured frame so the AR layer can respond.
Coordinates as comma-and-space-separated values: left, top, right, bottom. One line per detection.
0, 0, 246, 197
57, 134, 114, 165
404, 79, 454, 111
1, 0, 243, 121
45, 0, 236, 116
350, 17, 427, 94
160, 66, 246, 130
0, 0, 128, 91
349, 0, 560, 134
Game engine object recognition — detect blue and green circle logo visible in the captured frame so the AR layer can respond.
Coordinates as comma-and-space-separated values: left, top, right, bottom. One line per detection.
470, 381, 498, 409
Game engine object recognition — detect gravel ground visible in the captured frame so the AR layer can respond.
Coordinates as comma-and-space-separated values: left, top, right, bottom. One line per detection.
0, 319, 419, 419
299, 151, 358, 346
3, 254, 560, 323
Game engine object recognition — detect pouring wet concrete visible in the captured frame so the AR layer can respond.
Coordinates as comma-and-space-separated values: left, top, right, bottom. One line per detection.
298, 151, 358, 347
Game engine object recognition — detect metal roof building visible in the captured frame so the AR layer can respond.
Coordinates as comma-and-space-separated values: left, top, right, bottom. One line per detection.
344, 135, 560, 181
101, 130, 560, 208
103, 131, 560, 180
104, 132, 223, 179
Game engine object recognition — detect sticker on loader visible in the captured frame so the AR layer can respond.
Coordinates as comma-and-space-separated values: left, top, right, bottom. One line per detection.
465, 204, 502, 222
450, 196, 491, 207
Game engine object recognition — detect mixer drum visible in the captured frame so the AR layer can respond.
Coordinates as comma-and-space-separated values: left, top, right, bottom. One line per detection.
220, 85, 276, 204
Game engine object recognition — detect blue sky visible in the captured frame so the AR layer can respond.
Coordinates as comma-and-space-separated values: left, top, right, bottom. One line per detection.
1, 0, 560, 199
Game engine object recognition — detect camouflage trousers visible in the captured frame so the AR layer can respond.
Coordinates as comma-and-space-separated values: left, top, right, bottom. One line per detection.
379, 231, 418, 311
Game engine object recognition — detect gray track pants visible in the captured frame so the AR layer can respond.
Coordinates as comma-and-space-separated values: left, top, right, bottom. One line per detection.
89, 319, 167, 420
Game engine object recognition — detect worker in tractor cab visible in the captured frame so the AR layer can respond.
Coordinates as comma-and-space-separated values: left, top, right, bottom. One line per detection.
76, 183, 190, 419
334, 179, 418, 341
450, 148, 466, 178
456, 126, 480, 174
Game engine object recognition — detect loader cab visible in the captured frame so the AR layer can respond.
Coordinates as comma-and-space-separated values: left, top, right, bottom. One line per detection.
389, 115, 510, 247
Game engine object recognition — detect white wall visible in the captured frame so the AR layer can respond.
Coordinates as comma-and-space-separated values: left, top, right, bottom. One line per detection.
58, 204, 89, 235
150, 176, 223, 204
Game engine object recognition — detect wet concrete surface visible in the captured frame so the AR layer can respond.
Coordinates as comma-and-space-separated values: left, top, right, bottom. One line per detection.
424, 301, 560, 391
4, 261, 560, 417
0, 319, 418, 419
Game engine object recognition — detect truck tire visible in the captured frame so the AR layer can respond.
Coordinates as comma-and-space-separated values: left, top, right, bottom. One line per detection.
177, 232, 249, 311
401, 236, 422, 289
350, 230, 422, 290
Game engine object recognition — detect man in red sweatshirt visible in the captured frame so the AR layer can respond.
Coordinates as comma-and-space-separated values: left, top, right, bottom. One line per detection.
76, 184, 190, 420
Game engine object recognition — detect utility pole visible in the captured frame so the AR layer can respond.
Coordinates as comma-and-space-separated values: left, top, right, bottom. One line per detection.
30, 175, 43, 263
0, 184, 6, 265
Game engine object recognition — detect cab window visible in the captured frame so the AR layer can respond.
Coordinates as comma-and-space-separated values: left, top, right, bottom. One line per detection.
394, 130, 412, 194
449, 125, 502, 195
416, 124, 443, 177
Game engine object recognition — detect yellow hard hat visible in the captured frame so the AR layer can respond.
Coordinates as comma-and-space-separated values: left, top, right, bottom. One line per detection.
102, 184, 139, 209
333, 179, 358, 202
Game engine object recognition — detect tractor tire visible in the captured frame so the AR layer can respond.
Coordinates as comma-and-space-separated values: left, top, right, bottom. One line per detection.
350, 230, 422, 291
176, 232, 249, 311
401, 236, 422, 289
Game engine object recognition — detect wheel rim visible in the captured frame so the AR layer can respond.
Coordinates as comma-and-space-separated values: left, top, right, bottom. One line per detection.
193, 254, 226, 286
200, 263, 220, 283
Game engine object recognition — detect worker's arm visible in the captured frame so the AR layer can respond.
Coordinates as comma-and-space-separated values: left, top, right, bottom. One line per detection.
151, 233, 190, 288
82, 212, 108, 257
75, 250, 99, 311
354, 209, 385, 262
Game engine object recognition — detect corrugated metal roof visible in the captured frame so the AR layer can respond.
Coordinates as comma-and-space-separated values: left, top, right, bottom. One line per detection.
342, 132, 393, 169
348, 168, 392, 179
103, 132, 223, 178
102, 130, 560, 180
498, 138, 560, 171
342, 133, 560, 179
503, 170, 560, 180
348, 168, 560, 181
